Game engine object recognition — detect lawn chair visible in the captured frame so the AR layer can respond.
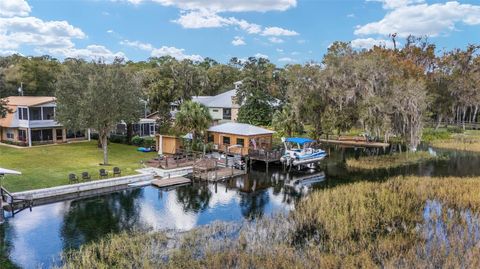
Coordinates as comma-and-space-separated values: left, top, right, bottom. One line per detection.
68, 173, 79, 184
113, 167, 121, 177
81, 172, 91, 181
99, 169, 108, 179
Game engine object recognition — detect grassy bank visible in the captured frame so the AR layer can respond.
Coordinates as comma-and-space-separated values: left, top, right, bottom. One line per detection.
0, 141, 156, 192
60, 176, 480, 268
423, 128, 480, 152
346, 151, 436, 170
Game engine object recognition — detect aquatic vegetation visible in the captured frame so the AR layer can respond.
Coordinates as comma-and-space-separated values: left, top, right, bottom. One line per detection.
60, 177, 480, 269
345, 151, 437, 170
430, 130, 480, 153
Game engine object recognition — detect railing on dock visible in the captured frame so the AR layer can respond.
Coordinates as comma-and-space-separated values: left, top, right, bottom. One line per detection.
1, 186, 33, 216
248, 149, 283, 162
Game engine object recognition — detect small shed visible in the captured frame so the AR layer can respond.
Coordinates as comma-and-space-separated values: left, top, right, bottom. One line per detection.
207, 122, 275, 156
155, 135, 182, 155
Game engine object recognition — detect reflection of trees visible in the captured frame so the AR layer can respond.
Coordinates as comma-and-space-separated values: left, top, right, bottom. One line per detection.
239, 190, 269, 220
175, 184, 211, 213
61, 188, 143, 251
0, 223, 20, 269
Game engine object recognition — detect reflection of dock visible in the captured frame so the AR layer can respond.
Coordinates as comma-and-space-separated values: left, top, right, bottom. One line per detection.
151, 177, 191, 188
318, 139, 389, 148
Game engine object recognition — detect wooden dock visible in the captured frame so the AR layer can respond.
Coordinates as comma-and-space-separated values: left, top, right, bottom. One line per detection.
193, 167, 246, 182
318, 139, 389, 148
151, 176, 191, 188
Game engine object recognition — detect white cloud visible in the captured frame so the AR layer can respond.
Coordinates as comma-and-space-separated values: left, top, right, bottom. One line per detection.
151, 46, 203, 61
254, 53, 268, 59
0, 0, 31, 17
119, 39, 202, 61
0, 0, 123, 61
297, 39, 306, 44
261, 26, 298, 36
351, 38, 395, 49
278, 57, 295, 62
135, 0, 297, 12
232, 36, 246, 46
268, 37, 284, 43
291, 51, 300, 55
356, 1, 480, 37
0, 16, 86, 50
173, 10, 295, 38
367, 0, 425, 9
47, 45, 127, 62
347, 13, 356, 18
276, 48, 284, 53
106, 29, 114, 33
0, 49, 18, 56
120, 39, 154, 50
173, 9, 229, 28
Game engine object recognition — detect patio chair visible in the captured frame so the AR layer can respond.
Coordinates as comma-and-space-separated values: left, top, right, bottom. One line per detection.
68, 173, 79, 183
81, 172, 91, 181
99, 169, 108, 179
113, 167, 121, 177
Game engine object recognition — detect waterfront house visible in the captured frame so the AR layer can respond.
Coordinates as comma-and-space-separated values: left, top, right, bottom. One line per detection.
0, 96, 87, 147
207, 122, 275, 156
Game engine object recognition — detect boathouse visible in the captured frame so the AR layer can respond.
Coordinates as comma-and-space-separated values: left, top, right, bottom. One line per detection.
207, 122, 275, 156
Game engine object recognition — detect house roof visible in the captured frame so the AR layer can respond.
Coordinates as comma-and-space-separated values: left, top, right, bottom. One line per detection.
192, 89, 236, 108
208, 122, 275, 136
2, 96, 56, 107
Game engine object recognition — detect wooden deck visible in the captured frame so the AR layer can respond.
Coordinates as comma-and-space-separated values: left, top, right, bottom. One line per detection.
151, 176, 191, 188
318, 139, 389, 148
193, 167, 246, 182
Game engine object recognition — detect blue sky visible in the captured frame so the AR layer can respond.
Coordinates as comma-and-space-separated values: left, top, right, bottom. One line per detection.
1, 0, 480, 65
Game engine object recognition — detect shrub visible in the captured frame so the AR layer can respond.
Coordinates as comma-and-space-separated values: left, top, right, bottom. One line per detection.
131, 135, 143, 146
109, 134, 127, 144
422, 129, 451, 142
143, 137, 155, 148
447, 126, 464, 134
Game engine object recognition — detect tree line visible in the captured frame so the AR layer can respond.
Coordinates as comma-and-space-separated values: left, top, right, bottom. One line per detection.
1, 36, 479, 152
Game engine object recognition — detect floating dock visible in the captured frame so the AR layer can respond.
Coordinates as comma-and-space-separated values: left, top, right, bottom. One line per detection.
193, 167, 245, 182
318, 139, 389, 148
151, 177, 191, 188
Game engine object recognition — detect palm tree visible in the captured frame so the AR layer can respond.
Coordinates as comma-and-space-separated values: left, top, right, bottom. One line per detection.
174, 100, 212, 145
272, 104, 303, 137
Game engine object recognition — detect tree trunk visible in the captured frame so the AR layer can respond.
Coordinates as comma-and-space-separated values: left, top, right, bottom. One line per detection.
100, 132, 109, 165
126, 123, 133, 145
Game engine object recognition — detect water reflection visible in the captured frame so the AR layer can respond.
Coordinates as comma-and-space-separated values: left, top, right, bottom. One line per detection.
3, 147, 480, 268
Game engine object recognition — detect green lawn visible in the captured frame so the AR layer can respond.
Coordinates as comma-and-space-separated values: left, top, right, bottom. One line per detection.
0, 141, 157, 192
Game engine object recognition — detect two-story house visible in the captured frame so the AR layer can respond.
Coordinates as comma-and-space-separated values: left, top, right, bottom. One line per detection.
0, 96, 87, 147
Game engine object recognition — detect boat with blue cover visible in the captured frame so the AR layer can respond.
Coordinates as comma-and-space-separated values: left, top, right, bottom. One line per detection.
280, 137, 327, 166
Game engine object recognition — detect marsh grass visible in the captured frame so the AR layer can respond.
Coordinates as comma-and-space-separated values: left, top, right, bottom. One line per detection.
60, 177, 480, 269
346, 151, 437, 170
430, 130, 480, 152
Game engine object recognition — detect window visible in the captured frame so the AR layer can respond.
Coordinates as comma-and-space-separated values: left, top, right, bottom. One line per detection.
236, 138, 245, 147
208, 133, 214, 143
31, 129, 53, 141
223, 108, 231, 120
42, 107, 55, 120
6, 129, 14, 140
18, 130, 26, 141
222, 136, 230, 145
212, 109, 219, 112
29, 107, 41, 120
18, 108, 28, 120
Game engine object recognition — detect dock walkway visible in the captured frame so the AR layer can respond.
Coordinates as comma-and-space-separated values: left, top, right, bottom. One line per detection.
318, 139, 389, 148
151, 176, 191, 188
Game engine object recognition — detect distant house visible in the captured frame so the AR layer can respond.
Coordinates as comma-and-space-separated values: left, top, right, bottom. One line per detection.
0, 96, 88, 147
207, 122, 275, 156
113, 119, 157, 137
169, 81, 242, 125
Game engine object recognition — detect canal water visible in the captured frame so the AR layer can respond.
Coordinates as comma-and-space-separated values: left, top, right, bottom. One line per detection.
2, 147, 480, 268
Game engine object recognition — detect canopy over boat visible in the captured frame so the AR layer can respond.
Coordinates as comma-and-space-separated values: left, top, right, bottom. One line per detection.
284, 137, 315, 145
0, 168, 21, 176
